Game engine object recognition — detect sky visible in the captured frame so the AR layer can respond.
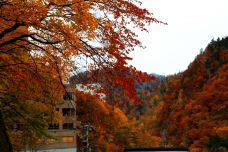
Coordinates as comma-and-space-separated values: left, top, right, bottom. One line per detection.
128, 0, 228, 76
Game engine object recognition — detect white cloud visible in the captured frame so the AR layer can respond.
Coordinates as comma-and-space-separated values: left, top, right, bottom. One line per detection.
129, 0, 228, 75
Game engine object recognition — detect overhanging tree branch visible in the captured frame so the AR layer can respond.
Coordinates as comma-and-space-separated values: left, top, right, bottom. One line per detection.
0, 34, 32, 48
0, 21, 25, 39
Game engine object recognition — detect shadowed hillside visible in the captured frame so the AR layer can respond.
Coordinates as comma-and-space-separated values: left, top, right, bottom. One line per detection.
122, 37, 228, 152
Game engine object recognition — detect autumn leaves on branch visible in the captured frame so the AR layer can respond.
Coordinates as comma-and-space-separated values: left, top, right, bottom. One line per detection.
0, 0, 161, 102
1, 0, 160, 151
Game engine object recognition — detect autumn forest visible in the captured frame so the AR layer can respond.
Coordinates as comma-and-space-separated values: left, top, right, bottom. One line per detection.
0, 0, 227, 152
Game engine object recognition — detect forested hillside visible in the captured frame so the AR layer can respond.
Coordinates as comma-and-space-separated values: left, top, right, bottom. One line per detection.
129, 37, 228, 152
158, 37, 228, 151
75, 37, 227, 152
67, 37, 228, 152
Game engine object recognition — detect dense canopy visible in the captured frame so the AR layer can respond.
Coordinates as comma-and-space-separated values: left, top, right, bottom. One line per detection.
0, 0, 160, 151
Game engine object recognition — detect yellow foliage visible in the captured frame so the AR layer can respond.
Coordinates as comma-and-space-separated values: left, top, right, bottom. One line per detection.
216, 126, 228, 136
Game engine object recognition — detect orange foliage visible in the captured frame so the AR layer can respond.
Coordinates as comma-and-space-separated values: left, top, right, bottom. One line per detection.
1, 0, 161, 150
158, 38, 228, 151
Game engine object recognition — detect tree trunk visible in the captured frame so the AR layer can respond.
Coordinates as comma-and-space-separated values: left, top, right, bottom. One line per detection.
0, 110, 13, 152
